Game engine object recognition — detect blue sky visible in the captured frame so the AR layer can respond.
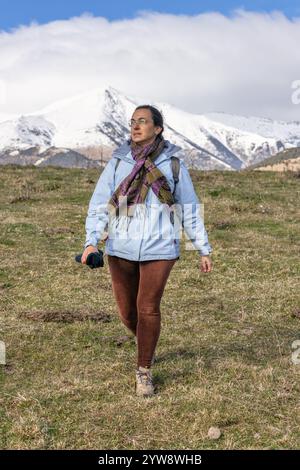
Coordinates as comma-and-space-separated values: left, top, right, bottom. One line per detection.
0, 0, 299, 31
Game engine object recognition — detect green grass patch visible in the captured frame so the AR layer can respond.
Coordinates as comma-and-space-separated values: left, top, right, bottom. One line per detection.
0, 166, 299, 449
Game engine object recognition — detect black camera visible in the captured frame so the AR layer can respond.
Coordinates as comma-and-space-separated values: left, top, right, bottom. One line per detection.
75, 249, 104, 269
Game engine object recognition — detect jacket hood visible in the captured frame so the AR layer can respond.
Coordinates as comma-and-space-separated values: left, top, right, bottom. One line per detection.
111, 138, 184, 163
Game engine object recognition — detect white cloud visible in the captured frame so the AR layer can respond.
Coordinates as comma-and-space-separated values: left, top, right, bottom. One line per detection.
0, 9, 300, 120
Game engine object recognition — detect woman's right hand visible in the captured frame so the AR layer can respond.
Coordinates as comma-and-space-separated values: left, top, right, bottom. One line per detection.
81, 245, 98, 264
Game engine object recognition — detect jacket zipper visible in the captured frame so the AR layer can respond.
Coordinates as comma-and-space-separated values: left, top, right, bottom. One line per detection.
137, 204, 147, 260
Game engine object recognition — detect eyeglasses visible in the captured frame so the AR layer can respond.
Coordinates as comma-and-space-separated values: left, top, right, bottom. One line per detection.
128, 118, 152, 127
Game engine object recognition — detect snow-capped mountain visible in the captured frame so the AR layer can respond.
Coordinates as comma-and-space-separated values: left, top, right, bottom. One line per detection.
0, 86, 299, 170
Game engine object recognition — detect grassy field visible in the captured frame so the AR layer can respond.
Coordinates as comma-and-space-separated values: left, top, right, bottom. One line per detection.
0, 164, 299, 450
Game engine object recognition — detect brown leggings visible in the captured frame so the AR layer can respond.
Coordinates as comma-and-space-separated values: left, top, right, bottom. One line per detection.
107, 255, 178, 368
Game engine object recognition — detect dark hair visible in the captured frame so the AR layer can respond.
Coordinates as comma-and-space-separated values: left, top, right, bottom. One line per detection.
134, 104, 164, 138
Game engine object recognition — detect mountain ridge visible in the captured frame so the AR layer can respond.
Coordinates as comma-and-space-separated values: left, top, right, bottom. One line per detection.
1, 86, 299, 170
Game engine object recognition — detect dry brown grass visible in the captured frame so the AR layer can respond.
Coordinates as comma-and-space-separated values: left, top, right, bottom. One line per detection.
0, 165, 299, 449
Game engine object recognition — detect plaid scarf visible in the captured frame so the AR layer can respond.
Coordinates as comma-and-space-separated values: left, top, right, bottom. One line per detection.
108, 135, 175, 217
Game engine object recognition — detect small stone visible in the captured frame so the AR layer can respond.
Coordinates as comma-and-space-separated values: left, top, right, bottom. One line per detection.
115, 335, 131, 346
292, 309, 300, 318
207, 426, 222, 440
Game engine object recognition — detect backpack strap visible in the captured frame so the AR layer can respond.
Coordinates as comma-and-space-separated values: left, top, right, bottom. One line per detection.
114, 158, 121, 188
115, 157, 121, 171
170, 156, 180, 196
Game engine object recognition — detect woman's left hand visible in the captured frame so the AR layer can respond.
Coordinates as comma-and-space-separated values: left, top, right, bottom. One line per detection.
200, 255, 212, 273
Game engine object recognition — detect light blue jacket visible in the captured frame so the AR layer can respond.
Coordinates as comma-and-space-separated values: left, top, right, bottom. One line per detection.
83, 139, 213, 261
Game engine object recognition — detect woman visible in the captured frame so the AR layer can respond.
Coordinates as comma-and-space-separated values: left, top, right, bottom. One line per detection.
81, 105, 213, 397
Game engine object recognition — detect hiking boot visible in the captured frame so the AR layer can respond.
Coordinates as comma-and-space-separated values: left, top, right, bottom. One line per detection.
135, 366, 155, 397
